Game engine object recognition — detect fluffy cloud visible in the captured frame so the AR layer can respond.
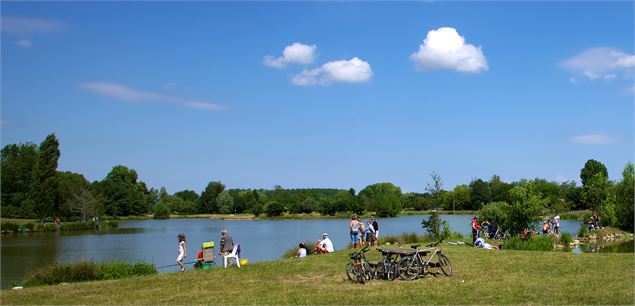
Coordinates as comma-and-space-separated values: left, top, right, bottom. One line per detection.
292, 57, 373, 86
15, 40, 32, 47
409, 27, 488, 73
80, 82, 225, 111
570, 133, 618, 145
561, 47, 634, 80
264, 42, 317, 68
1, 16, 66, 36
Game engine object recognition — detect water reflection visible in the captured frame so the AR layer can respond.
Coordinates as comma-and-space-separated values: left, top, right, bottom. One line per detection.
572, 240, 634, 253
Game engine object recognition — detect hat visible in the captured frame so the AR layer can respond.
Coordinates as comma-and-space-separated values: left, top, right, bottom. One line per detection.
323, 232, 328, 236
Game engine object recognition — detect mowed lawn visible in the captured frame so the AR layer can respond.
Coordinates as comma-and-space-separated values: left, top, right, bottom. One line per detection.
3, 244, 634, 305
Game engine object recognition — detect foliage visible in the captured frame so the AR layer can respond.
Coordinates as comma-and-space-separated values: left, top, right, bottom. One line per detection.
380, 232, 427, 245
199, 181, 225, 213
0, 142, 38, 216
580, 159, 608, 187
217, 190, 235, 214
469, 179, 491, 210
266, 201, 286, 217
153, 201, 170, 220
577, 223, 588, 237
478, 201, 510, 226
425, 172, 444, 209
581, 172, 610, 212
503, 235, 555, 251
94, 166, 149, 216
598, 193, 618, 228
30, 134, 61, 219
615, 162, 634, 232
25, 261, 156, 286
402, 193, 434, 211
281, 241, 316, 258
359, 182, 402, 217
489, 175, 513, 203
421, 211, 451, 240
505, 183, 548, 236
559, 232, 573, 245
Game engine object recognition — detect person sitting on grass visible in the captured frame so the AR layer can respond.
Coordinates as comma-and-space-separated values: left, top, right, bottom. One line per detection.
542, 220, 551, 235
295, 243, 308, 258
315, 233, 334, 254
193, 246, 204, 268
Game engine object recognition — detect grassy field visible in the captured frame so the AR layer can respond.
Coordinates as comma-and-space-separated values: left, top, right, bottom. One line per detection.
3, 243, 633, 305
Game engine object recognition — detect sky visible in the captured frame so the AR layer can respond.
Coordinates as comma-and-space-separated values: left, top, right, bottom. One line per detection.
1, 1, 633, 194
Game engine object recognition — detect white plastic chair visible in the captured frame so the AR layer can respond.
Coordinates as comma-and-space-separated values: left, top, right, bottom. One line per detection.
223, 244, 240, 268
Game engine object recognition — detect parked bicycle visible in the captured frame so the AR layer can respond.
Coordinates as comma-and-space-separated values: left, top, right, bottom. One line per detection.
345, 245, 373, 284
374, 248, 398, 281
397, 239, 452, 280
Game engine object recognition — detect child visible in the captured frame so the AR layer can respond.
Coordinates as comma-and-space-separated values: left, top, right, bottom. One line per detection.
176, 233, 187, 272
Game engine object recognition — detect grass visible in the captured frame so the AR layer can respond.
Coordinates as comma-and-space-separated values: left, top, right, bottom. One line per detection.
3, 242, 633, 305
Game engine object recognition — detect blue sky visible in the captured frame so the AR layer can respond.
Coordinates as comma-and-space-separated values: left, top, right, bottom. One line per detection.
2, 2, 633, 194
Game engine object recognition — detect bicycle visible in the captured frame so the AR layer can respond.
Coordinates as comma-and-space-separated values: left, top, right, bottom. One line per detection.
397, 239, 452, 280
374, 248, 398, 281
345, 245, 373, 284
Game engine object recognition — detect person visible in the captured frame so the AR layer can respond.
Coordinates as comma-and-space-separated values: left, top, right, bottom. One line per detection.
315, 233, 334, 254
591, 213, 599, 230
365, 220, 376, 247
54, 217, 61, 226
372, 217, 380, 244
471, 216, 482, 245
521, 228, 530, 238
489, 221, 498, 239
542, 220, 551, 235
474, 237, 498, 250
193, 246, 204, 268
176, 233, 187, 272
219, 229, 234, 258
296, 243, 307, 258
481, 219, 490, 238
553, 212, 561, 236
349, 216, 362, 248
530, 224, 538, 236
357, 217, 366, 247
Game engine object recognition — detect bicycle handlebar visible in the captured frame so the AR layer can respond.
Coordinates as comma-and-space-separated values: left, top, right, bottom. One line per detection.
425, 239, 444, 247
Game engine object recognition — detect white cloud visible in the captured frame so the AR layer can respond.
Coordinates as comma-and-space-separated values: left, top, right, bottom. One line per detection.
570, 133, 618, 145
409, 27, 488, 73
80, 83, 225, 111
1, 16, 66, 36
561, 47, 635, 81
292, 57, 373, 86
16, 39, 32, 47
264, 42, 317, 68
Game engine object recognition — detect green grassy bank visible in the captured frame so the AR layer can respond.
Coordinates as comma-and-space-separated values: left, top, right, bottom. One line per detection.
3, 244, 633, 305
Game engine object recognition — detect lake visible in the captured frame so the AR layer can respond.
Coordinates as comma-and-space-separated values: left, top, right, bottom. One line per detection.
1, 214, 582, 288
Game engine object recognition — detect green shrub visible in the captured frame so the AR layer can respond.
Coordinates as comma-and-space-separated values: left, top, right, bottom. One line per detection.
578, 223, 588, 237
559, 232, 573, 245
380, 232, 428, 246
25, 261, 157, 286
153, 201, 171, 219
1, 222, 20, 233
281, 241, 316, 258
22, 222, 35, 231
59, 222, 98, 231
503, 235, 555, 251
421, 211, 452, 240
105, 220, 119, 228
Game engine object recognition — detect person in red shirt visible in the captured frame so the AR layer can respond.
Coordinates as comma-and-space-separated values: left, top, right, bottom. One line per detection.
471, 217, 482, 245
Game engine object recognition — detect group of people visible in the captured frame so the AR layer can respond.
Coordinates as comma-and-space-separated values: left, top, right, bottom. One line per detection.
349, 216, 379, 248
471, 217, 498, 244
176, 229, 237, 271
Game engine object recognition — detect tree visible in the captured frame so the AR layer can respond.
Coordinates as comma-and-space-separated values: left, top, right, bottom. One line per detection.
489, 175, 512, 203
505, 183, 548, 236
153, 201, 170, 219
452, 185, 471, 211
56, 171, 90, 219
217, 190, 235, 214
478, 201, 510, 226
581, 173, 610, 212
425, 172, 443, 209
266, 201, 286, 217
95, 165, 149, 216
199, 181, 225, 213
421, 211, 451, 240
580, 159, 608, 187
0, 142, 38, 216
359, 183, 402, 217
469, 179, 491, 210
70, 186, 96, 221
29, 134, 61, 219
173, 190, 199, 203
615, 162, 634, 232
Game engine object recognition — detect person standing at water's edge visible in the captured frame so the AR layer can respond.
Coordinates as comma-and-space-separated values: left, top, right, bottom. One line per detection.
372, 217, 379, 244
553, 212, 560, 236
471, 217, 481, 245
176, 233, 187, 272
349, 216, 362, 249
219, 229, 234, 257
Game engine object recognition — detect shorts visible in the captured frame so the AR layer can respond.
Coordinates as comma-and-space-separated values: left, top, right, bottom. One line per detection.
366, 233, 376, 242
350, 231, 359, 244
177, 252, 184, 262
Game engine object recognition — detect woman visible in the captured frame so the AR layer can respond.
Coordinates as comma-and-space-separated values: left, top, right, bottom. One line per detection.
349, 216, 361, 248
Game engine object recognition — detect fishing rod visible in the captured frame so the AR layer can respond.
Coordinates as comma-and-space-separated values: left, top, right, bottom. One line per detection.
156, 261, 196, 269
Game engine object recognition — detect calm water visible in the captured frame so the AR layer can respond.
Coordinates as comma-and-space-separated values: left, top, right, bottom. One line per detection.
1, 215, 582, 288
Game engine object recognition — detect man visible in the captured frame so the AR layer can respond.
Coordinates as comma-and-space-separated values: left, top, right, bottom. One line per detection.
316, 233, 334, 254
471, 216, 481, 245
372, 217, 379, 244
553, 212, 560, 236
219, 229, 234, 257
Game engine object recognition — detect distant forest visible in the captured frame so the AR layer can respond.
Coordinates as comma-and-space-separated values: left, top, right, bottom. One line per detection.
2, 133, 633, 232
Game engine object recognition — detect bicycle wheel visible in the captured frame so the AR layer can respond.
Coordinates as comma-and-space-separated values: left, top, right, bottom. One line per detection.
438, 253, 452, 276
397, 256, 421, 280
345, 262, 356, 281
356, 265, 366, 284
386, 262, 396, 281
375, 261, 387, 279
362, 260, 374, 281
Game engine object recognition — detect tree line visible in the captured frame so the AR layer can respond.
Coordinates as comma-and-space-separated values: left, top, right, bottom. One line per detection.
1, 134, 633, 232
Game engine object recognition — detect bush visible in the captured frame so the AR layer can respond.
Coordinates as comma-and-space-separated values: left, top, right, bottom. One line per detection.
266, 201, 286, 217
281, 241, 316, 259
105, 220, 119, 229
1, 222, 20, 233
421, 211, 452, 240
578, 223, 588, 237
22, 222, 35, 231
153, 202, 171, 220
503, 235, 555, 251
25, 261, 157, 286
380, 232, 428, 246
479, 201, 510, 226
559, 232, 573, 245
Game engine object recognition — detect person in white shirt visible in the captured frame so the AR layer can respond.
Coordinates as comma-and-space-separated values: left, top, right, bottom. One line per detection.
554, 212, 561, 236
296, 243, 307, 258
316, 233, 334, 253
